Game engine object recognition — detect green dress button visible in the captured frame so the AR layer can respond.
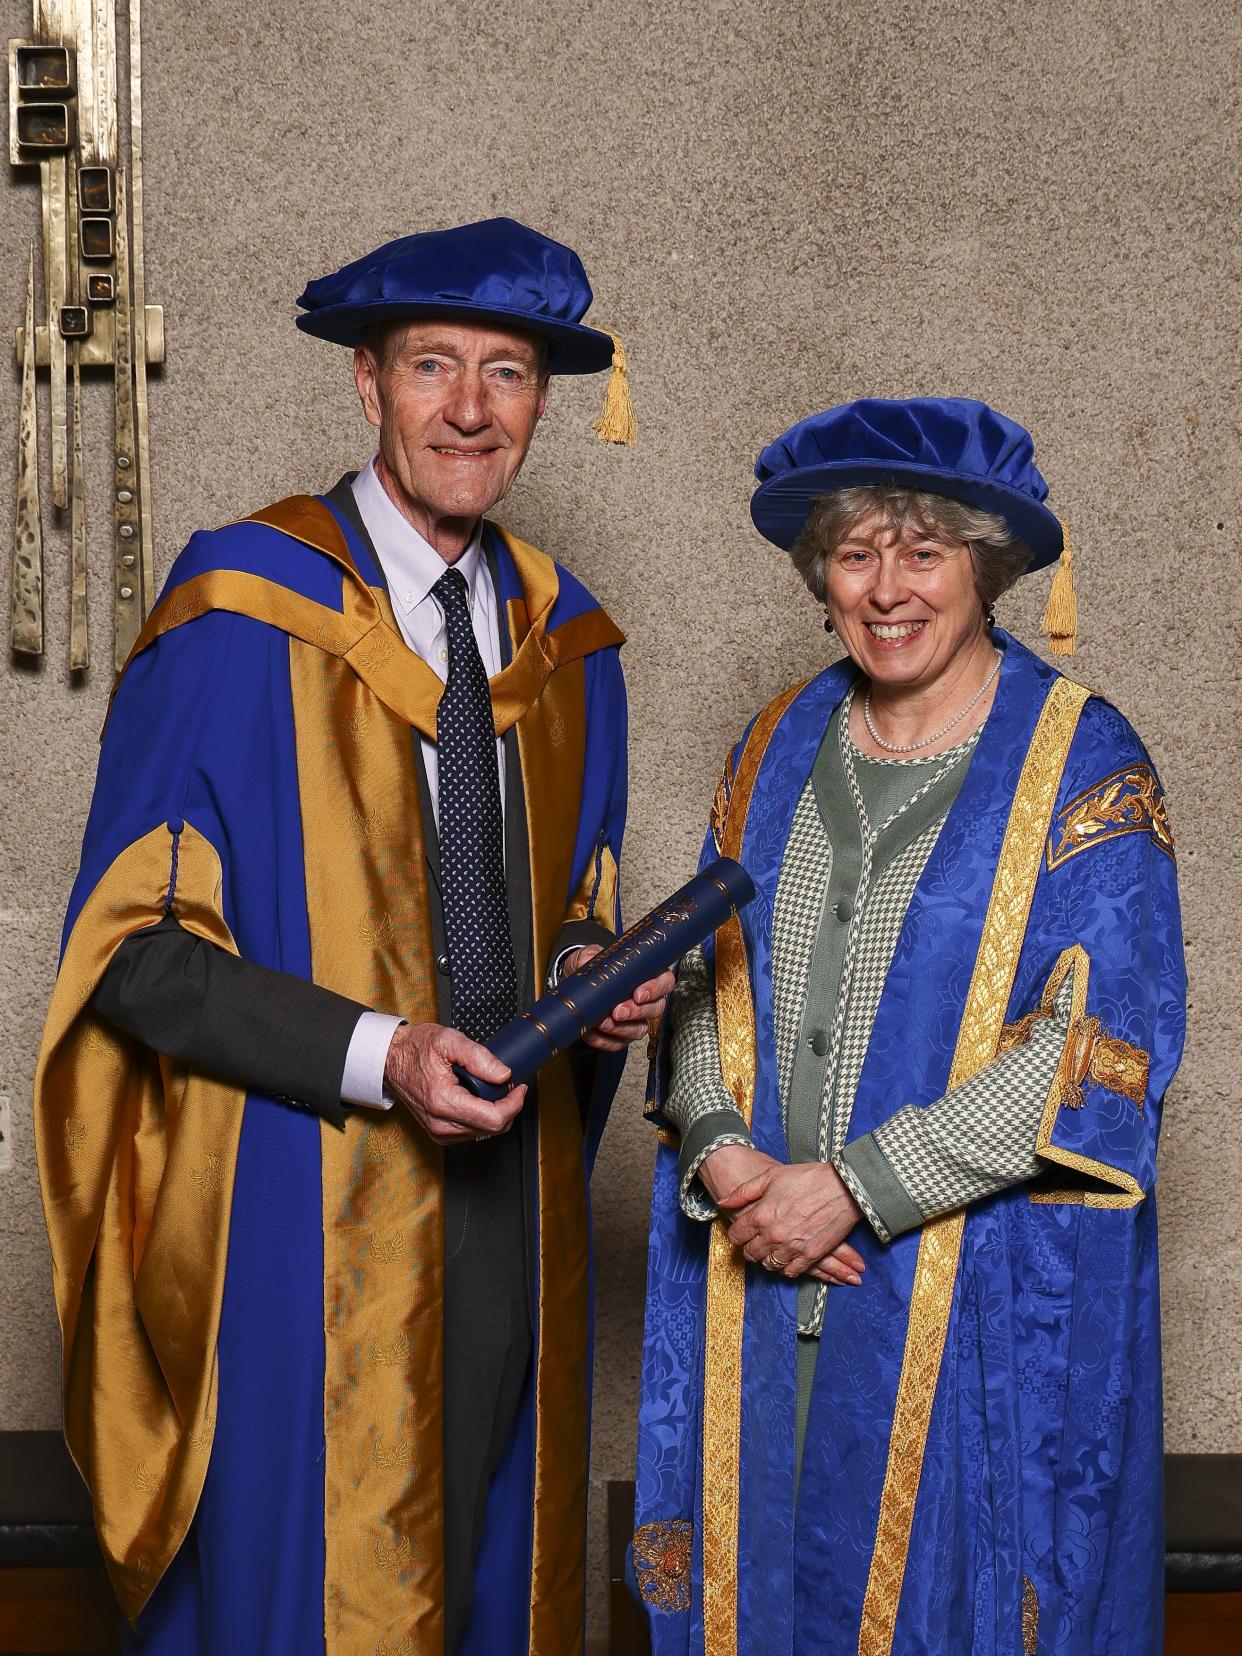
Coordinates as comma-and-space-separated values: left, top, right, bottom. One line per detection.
834, 896, 854, 922
809, 1030, 829, 1056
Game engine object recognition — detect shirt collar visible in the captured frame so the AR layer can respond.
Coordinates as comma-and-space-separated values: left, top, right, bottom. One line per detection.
351, 456, 488, 619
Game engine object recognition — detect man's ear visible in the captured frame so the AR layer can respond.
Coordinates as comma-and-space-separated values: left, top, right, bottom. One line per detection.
535, 375, 551, 421
353, 344, 383, 429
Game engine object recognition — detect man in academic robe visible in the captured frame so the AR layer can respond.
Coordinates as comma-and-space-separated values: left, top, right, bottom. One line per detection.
34, 216, 668, 1656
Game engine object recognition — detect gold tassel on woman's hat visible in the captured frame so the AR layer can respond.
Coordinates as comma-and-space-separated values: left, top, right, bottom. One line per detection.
1040, 523, 1078, 655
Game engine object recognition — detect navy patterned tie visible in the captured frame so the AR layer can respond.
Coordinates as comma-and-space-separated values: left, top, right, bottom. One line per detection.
433, 566, 518, 1044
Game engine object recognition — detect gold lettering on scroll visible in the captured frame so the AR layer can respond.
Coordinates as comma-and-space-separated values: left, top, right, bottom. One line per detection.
543, 892, 695, 1013
8, 0, 165, 672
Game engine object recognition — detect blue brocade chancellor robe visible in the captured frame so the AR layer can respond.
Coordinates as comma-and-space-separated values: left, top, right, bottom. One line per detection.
634, 634, 1185, 1655
34, 493, 628, 1655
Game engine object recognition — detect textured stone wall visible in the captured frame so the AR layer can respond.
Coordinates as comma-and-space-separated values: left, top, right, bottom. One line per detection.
1, 0, 1237, 1640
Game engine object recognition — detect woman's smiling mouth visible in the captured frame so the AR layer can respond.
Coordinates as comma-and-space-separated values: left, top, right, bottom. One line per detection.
865, 620, 927, 643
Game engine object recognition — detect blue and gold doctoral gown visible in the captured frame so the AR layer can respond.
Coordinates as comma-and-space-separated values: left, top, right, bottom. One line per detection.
634, 634, 1184, 1656
34, 494, 628, 1655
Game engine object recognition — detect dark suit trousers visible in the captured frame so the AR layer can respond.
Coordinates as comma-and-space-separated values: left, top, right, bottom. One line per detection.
442, 1134, 533, 1649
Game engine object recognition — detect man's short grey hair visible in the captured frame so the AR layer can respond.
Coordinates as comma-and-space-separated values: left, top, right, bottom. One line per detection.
789, 486, 1032, 611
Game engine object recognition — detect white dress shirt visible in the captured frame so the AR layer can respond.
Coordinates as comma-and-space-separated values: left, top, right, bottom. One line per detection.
350, 455, 506, 820
339, 457, 507, 1108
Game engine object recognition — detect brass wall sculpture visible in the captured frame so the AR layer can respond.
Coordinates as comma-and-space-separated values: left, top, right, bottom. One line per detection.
9, 0, 164, 672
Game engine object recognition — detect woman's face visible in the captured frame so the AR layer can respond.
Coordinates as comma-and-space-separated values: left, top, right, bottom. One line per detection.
823, 509, 987, 692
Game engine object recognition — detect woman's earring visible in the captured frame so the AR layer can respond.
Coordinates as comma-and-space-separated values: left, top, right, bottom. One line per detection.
823, 614, 834, 635
986, 606, 996, 629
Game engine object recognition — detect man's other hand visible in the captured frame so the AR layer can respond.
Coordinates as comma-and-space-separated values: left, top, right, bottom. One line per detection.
561, 945, 675, 1053
384, 1023, 526, 1144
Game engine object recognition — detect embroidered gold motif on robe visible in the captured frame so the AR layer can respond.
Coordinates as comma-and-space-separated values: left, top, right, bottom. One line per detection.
1021, 1574, 1039, 1654
710, 751, 735, 853
998, 987, 1149, 1110
1046, 763, 1173, 870
1089, 1032, 1149, 1104
632, 1519, 694, 1613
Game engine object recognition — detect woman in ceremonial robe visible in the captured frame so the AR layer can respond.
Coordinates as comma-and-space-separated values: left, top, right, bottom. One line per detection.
633, 398, 1184, 1655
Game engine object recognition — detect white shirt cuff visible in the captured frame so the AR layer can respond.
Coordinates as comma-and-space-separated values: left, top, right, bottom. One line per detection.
548, 944, 583, 991
341, 1012, 404, 1109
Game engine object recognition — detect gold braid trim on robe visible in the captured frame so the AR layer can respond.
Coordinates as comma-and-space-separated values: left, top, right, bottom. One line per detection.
856, 676, 1090, 1656
34, 823, 246, 1622
701, 678, 809, 1656
45, 495, 623, 1651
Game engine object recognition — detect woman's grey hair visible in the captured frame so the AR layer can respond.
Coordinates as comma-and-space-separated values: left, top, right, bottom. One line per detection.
790, 486, 1032, 612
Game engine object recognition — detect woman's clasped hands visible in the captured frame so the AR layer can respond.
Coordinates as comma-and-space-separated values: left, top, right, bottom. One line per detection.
697, 1143, 867, 1287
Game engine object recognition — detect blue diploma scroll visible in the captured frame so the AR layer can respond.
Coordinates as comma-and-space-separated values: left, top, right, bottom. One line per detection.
455, 857, 756, 1100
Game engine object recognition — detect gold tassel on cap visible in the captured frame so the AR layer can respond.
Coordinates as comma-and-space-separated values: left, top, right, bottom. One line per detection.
591, 331, 638, 446
1041, 525, 1078, 655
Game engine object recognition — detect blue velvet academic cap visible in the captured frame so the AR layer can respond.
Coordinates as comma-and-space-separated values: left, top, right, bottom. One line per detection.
750, 397, 1064, 570
296, 216, 615, 373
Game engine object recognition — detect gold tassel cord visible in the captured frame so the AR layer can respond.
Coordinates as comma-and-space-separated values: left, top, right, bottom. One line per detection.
1040, 525, 1078, 656
590, 331, 638, 446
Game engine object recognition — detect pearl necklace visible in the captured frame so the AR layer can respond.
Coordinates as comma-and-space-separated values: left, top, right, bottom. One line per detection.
863, 647, 1003, 754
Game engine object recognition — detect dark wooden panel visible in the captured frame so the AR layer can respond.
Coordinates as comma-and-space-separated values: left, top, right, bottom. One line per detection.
608, 1480, 651, 1656
0, 1566, 123, 1654
1165, 1591, 1242, 1655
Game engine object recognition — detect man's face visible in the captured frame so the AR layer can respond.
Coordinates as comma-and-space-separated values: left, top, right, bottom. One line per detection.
354, 319, 549, 534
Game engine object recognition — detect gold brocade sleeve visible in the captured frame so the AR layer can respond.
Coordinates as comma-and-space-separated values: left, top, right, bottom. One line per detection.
34, 822, 246, 1623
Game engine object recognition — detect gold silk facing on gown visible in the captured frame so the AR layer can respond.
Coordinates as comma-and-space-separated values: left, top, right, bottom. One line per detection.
515, 653, 600, 1655
289, 637, 448, 1653
277, 495, 615, 1655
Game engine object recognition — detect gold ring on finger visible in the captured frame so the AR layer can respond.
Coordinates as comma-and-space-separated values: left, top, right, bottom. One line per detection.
764, 1251, 785, 1272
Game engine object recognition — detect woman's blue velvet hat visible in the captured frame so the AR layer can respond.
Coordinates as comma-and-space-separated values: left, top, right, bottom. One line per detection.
750, 397, 1064, 571
296, 216, 616, 375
